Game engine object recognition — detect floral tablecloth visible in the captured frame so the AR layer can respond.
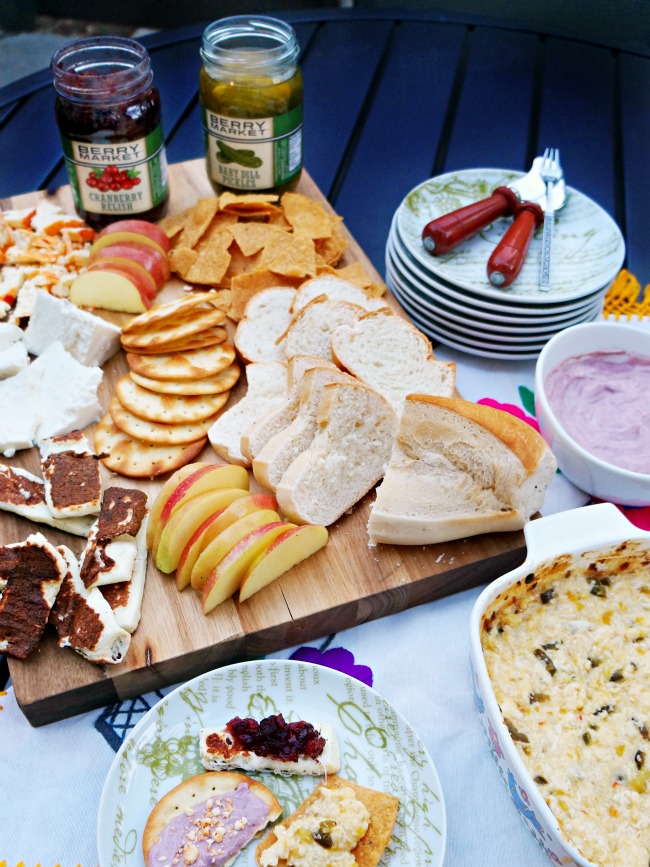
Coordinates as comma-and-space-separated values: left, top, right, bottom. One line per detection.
1, 343, 647, 867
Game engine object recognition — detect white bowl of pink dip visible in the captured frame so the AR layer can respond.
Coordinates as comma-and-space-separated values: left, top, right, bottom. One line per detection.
535, 321, 650, 506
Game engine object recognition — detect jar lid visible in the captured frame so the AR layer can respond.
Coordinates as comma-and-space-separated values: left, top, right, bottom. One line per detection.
51, 36, 153, 102
201, 16, 299, 74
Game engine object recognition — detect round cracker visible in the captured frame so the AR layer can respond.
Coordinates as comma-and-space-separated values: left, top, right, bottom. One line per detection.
94, 413, 206, 478
123, 325, 228, 355
126, 342, 236, 381
120, 306, 227, 350
116, 375, 230, 423
121, 290, 224, 334
110, 396, 223, 444
130, 362, 241, 395
142, 772, 281, 864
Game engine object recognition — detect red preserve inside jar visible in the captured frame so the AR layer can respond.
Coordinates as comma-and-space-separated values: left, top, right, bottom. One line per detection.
51, 37, 169, 230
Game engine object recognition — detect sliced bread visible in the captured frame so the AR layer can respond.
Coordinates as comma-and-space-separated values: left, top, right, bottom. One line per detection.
252, 364, 356, 492
332, 308, 456, 414
276, 380, 398, 527
241, 354, 336, 463
291, 274, 390, 314
207, 361, 288, 466
368, 394, 557, 545
234, 287, 297, 363
284, 296, 365, 363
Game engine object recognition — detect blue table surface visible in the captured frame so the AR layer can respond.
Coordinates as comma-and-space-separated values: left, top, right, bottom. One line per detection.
0, 8, 648, 283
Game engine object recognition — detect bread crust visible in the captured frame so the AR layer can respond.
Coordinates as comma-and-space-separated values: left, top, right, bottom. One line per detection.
406, 394, 547, 474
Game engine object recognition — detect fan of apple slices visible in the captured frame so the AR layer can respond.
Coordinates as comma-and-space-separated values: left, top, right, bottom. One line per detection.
147, 462, 328, 613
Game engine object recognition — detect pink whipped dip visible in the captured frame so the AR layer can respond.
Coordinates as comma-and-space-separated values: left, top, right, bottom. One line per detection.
545, 350, 650, 474
147, 782, 271, 867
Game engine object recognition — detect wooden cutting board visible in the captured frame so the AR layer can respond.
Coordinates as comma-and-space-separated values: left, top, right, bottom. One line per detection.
1, 158, 527, 726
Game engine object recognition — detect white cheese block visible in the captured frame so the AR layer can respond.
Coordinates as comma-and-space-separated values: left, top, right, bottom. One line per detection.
0, 463, 95, 537
23, 291, 121, 367
102, 519, 148, 633
0, 340, 29, 379
0, 322, 23, 352
199, 722, 341, 775
0, 363, 42, 455
30, 342, 103, 442
53, 546, 131, 665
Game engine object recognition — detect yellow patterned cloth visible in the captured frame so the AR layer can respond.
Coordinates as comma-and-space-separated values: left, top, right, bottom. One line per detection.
603, 269, 650, 321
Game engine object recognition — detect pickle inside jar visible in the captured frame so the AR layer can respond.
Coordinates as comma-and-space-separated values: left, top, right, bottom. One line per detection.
200, 71, 301, 117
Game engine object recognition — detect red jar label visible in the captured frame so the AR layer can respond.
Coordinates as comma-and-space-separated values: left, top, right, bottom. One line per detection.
61, 125, 168, 216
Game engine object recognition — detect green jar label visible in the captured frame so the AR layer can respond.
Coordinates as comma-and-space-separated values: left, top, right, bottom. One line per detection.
201, 103, 302, 190
61, 125, 169, 216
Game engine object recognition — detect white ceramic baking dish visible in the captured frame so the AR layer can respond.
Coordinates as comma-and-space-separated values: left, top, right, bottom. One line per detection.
469, 502, 650, 866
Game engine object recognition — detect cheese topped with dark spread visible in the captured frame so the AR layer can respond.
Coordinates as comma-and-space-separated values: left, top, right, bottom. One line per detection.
0, 464, 46, 506
146, 783, 271, 867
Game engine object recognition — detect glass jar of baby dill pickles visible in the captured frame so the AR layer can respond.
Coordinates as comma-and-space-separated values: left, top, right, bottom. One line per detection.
199, 16, 303, 194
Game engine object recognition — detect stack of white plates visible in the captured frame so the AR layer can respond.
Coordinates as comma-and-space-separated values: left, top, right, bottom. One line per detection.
387, 168, 626, 360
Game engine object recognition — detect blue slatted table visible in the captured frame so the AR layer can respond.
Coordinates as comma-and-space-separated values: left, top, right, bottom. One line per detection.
0, 9, 647, 277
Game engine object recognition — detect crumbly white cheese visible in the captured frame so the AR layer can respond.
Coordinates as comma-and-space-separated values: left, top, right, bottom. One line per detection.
200, 722, 341, 775
0, 322, 23, 352
0, 340, 29, 379
0, 363, 43, 454
260, 786, 369, 867
29, 341, 103, 442
481, 542, 650, 867
23, 291, 121, 367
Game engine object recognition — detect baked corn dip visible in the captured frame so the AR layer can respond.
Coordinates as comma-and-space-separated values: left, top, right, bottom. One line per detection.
481, 540, 650, 867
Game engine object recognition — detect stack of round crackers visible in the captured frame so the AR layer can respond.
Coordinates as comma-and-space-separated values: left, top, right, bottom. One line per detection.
95, 291, 241, 477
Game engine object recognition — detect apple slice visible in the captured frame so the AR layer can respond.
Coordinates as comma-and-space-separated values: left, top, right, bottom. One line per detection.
94, 219, 171, 253
190, 509, 281, 591
201, 521, 290, 614
205, 492, 279, 540
175, 509, 227, 591
239, 524, 329, 603
69, 269, 150, 313
147, 462, 215, 549
151, 464, 250, 556
90, 242, 170, 288
88, 259, 157, 304
154, 488, 250, 573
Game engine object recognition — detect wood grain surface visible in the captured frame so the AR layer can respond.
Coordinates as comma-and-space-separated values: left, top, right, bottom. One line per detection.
1, 159, 527, 726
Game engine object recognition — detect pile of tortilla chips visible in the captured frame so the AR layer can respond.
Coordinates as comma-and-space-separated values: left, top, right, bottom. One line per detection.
157, 191, 383, 321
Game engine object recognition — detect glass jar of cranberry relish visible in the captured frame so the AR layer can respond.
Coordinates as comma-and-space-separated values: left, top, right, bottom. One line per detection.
51, 36, 169, 229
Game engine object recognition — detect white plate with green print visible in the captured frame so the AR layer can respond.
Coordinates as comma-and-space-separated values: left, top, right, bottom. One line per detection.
396, 168, 625, 302
97, 659, 447, 867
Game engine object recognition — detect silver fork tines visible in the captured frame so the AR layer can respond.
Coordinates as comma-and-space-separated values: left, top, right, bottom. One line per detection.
539, 147, 563, 291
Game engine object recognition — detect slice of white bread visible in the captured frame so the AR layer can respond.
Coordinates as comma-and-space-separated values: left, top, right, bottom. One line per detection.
332, 308, 456, 414
234, 287, 297, 363
208, 361, 288, 466
276, 381, 398, 527
252, 364, 356, 492
284, 296, 365, 363
143, 771, 282, 867
368, 394, 557, 545
291, 274, 390, 314
241, 354, 337, 464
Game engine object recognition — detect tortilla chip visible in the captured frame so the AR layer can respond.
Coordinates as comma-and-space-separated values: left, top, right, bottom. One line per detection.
315, 217, 348, 265
178, 197, 220, 248
230, 222, 290, 257
229, 269, 300, 321
218, 191, 279, 215
281, 192, 333, 239
169, 245, 199, 280
157, 208, 192, 240
266, 234, 317, 278
185, 231, 233, 285
195, 212, 240, 252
